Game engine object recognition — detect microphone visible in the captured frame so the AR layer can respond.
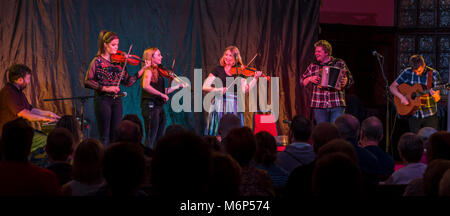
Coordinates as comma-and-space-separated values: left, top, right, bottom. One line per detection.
372, 50, 383, 58
282, 120, 292, 125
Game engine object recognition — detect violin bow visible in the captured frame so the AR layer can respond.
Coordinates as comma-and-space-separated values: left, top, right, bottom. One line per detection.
245, 53, 259, 68
116, 44, 133, 88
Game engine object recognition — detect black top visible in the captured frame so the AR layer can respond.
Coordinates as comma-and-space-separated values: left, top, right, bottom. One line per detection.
141, 73, 165, 106
211, 66, 240, 95
0, 83, 33, 134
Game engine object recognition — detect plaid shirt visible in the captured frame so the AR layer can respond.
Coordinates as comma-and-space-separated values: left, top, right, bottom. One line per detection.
395, 67, 439, 118
301, 57, 353, 108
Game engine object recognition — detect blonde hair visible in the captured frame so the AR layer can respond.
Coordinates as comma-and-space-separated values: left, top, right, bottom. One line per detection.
143, 47, 160, 83
220, 46, 243, 67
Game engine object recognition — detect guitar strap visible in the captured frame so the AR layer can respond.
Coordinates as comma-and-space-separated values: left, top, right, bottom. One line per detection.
427, 68, 433, 91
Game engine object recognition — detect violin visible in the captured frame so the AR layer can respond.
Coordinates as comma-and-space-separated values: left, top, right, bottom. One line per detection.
111, 50, 144, 66
230, 65, 270, 80
157, 64, 189, 86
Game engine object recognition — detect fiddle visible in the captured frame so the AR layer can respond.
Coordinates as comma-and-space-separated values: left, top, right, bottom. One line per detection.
157, 64, 189, 86
111, 50, 144, 66
230, 65, 270, 81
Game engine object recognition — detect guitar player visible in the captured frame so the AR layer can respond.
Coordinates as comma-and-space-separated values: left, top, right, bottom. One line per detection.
390, 54, 441, 133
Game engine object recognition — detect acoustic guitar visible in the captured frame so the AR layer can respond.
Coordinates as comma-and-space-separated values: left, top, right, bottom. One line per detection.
394, 83, 449, 116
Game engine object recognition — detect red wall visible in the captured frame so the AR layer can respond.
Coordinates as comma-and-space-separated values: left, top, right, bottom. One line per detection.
320, 0, 394, 26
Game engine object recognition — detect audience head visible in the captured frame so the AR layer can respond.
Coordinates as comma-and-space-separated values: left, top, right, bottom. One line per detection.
0, 118, 34, 162
209, 152, 242, 197
417, 127, 437, 143
152, 131, 212, 196
397, 132, 424, 163
360, 116, 383, 143
56, 115, 82, 147
426, 131, 450, 163
311, 122, 340, 153
423, 159, 450, 196
103, 142, 146, 196
335, 114, 360, 142
224, 127, 256, 167
289, 115, 312, 143
72, 138, 104, 184
122, 114, 144, 142
312, 152, 362, 197
114, 120, 141, 143
254, 131, 278, 167
317, 139, 357, 164
164, 124, 186, 136
218, 114, 242, 139
46, 128, 74, 162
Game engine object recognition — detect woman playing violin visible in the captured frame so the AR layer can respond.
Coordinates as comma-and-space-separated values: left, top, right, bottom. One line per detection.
202, 46, 262, 136
141, 47, 187, 149
84, 30, 146, 146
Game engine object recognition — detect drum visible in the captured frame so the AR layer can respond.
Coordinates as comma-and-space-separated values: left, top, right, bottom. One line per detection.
319, 66, 344, 90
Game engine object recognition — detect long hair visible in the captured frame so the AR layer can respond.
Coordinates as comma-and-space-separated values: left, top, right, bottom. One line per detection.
219, 46, 244, 67
142, 47, 160, 83
97, 30, 118, 56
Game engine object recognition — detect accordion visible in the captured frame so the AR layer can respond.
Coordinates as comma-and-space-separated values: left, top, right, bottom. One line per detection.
319, 66, 344, 90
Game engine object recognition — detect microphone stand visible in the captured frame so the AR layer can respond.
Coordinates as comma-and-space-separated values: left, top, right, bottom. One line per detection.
43, 95, 95, 133
375, 55, 392, 154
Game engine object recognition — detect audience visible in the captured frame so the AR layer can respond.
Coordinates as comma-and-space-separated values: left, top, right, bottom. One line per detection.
359, 116, 395, 181
217, 114, 242, 142
122, 114, 154, 157
439, 169, 450, 196
422, 159, 450, 196
61, 138, 106, 196
384, 133, 426, 185
45, 128, 74, 186
225, 127, 275, 196
209, 152, 241, 197
56, 115, 83, 148
255, 131, 289, 189
0, 118, 60, 196
276, 115, 315, 174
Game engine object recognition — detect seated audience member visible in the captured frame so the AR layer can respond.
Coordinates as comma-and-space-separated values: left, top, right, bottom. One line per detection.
318, 139, 358, 164
45, 128, 74, 186
277, 115, 316, 174
225, 127, 275, 196
439, 169, 450, 196
284, 122, 340, 198
359, 116, 395, 181
56, 115, 83, 149
209, 152, 241, 197
217, 114, 242, 142
384, 133, 426, 185
0, 118, 60, 196
422, 159, 450, 196
114, 120, 152, 194
100, 142, 146, 196
163, 124, 186, 136
255, 131, 289, 189
122, 114, 153, 157
312, 152, 363, 197
416, 127, 437, 164
151, 131, 212, 197
335, 114, 380, 186
61, 138, 106, 196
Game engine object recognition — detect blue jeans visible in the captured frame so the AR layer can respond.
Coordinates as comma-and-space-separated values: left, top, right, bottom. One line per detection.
141, 100, 166, 149
313, 107, 345, 124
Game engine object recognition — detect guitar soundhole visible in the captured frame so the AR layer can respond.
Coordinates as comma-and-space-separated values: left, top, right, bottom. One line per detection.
411, 92, 417, 100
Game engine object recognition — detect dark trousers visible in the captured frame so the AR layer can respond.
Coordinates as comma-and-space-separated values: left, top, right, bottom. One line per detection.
408, 114, 438, 133
94, 95, 123, 147
141, 100, 166, 149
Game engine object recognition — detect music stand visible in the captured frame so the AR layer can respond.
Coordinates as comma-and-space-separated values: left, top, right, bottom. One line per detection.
43, 95, 95, 133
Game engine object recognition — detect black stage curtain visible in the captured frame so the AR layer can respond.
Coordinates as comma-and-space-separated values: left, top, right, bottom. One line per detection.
0, 0, 319, 137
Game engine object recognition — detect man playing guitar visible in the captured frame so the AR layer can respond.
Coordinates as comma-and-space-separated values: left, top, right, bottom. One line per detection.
390, 55, 441, 133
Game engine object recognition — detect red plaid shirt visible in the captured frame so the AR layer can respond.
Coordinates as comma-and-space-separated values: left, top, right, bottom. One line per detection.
301, 57, 353, 108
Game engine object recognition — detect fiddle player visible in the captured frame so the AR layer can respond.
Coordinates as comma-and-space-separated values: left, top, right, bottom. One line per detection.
141, 47, 187, 149
0, 64, 60, 135
202, 45, 262, 136
301, 40, 353, 124
84, 30, 146, 146
389, 54, 441, 133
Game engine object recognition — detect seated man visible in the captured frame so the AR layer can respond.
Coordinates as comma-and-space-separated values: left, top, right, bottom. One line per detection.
0, 63, 60, 135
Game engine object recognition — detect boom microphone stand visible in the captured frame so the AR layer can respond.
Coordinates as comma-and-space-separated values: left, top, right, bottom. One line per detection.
374, 52, 392, 153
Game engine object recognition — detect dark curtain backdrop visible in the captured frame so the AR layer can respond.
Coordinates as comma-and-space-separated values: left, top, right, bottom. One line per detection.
0, 0, 319, 138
